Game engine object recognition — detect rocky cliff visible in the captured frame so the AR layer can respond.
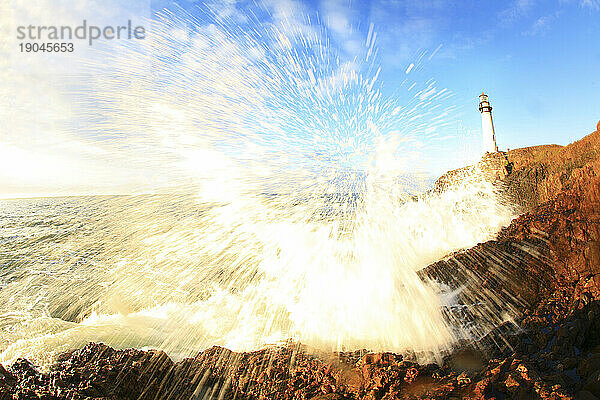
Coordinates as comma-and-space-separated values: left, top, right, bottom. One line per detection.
1, 124, 599, 400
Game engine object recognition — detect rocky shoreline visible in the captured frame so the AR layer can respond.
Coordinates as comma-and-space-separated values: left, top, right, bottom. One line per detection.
2, 124, 599, 399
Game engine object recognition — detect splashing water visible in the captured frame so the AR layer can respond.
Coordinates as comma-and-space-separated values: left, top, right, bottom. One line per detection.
0, 5, 515, 366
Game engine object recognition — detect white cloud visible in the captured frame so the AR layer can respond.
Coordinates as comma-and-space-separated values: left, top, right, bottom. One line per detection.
499, 0, 537, 24
373, 16, 437, 66
364, 0, 448, 66
560, 0, 600, 9
205, 0, 248, 23
523, 11, 561, 35
260, 0, 319, 42
319, 0, 364, 57
0, 0, 159, 197
327, 11, 350, 34
579, 0, 600, 9
7, 0, 150, 75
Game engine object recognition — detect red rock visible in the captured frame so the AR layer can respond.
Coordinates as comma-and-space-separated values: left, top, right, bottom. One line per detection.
335, 368, 363, 392
309, 394, 350, 400
404, 367, 419, 384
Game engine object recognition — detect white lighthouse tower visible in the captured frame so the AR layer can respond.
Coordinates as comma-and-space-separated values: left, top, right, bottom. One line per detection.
478, 92, 498, 153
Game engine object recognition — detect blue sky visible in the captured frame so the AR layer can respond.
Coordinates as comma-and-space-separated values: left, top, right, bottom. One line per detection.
164, 0, 600, 152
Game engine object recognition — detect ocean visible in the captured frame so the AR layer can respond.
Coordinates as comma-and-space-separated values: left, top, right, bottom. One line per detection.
0, 185, 513, 366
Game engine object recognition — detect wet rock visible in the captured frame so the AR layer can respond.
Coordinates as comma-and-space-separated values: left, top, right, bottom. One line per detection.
577, 390, 599, 400
309, 394, 351, 400
584, 370, 600, 396
335, 368, 363, 392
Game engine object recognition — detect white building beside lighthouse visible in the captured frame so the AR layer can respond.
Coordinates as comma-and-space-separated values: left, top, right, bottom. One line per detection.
478, 92, 498, 153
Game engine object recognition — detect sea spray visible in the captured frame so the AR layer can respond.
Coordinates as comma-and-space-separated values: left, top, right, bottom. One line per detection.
0, 5, 515, 366
0, 172, 513, 366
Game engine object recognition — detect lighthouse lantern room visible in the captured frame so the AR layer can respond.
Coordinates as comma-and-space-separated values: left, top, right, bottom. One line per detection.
478, 92, 498, 153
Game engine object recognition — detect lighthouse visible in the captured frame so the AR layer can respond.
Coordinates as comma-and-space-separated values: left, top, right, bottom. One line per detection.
478, 92, 498, 153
